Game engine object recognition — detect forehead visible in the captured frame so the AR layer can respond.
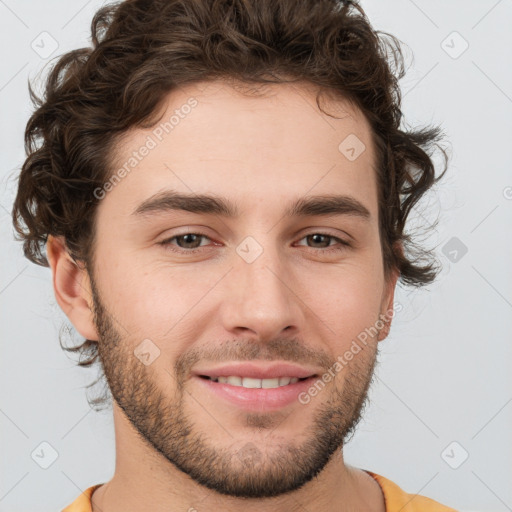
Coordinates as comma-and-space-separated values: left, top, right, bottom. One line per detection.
103, 79, 379, 221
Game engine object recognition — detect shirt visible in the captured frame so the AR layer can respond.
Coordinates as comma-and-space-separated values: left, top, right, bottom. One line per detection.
61, 469, 458, 511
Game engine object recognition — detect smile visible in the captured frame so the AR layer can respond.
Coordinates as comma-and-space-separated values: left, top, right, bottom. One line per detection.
201, 375, 308, 388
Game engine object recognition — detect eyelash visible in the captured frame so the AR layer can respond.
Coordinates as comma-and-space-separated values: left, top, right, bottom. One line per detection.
158, 232, 351, 254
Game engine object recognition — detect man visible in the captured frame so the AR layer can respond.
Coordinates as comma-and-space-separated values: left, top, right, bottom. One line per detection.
12, 0, 456, 510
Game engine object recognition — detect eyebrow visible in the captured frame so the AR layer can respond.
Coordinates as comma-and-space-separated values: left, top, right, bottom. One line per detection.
132, 189, 371, 221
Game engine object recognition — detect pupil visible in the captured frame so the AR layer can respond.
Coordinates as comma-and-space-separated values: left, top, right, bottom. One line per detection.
181, 234, 200, 248
310, 234, 328, 247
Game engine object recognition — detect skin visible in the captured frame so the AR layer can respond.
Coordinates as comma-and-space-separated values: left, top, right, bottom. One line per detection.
47, 79, 400, 512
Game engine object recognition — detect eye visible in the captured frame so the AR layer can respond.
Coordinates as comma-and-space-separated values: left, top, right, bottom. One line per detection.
295, 233, 351, 253
159, 233, 212, 252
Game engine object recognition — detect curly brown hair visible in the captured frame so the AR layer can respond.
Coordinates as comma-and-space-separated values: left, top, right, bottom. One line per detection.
12, 0, 447, 408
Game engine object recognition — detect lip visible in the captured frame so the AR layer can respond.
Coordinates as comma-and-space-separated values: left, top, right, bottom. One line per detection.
192, 362, 319, 380
194, 374, 318, 411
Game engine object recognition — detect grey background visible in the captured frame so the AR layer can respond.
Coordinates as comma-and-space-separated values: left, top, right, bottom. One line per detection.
1, 1, 511, 511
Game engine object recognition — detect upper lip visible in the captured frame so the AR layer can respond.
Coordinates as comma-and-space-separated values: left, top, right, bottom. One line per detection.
192, 362, 320, 380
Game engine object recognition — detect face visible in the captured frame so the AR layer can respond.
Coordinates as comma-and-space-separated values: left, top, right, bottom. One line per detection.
81, 80, 398, 498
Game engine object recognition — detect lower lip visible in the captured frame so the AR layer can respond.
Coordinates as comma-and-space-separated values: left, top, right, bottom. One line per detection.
194, 375, 317, 411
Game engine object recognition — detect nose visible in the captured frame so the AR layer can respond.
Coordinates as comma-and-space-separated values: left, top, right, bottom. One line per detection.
219, 240, 303, 342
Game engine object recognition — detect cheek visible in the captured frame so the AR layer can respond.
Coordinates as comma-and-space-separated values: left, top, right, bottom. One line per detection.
301, 263, 384, 345
100, 255, 224, 339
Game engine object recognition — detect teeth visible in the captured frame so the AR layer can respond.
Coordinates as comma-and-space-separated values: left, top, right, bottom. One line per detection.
211, 376, 301, 388
262, 378, 280, 388
242, 377, 262, 388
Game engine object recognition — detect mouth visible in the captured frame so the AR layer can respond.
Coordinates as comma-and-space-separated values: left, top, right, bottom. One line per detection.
198, 375, 312, 388
191, 362, 321, 411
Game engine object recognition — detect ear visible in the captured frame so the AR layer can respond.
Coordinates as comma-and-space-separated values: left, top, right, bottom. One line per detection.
377, 241, 402, 342
46, 235, 99, 341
